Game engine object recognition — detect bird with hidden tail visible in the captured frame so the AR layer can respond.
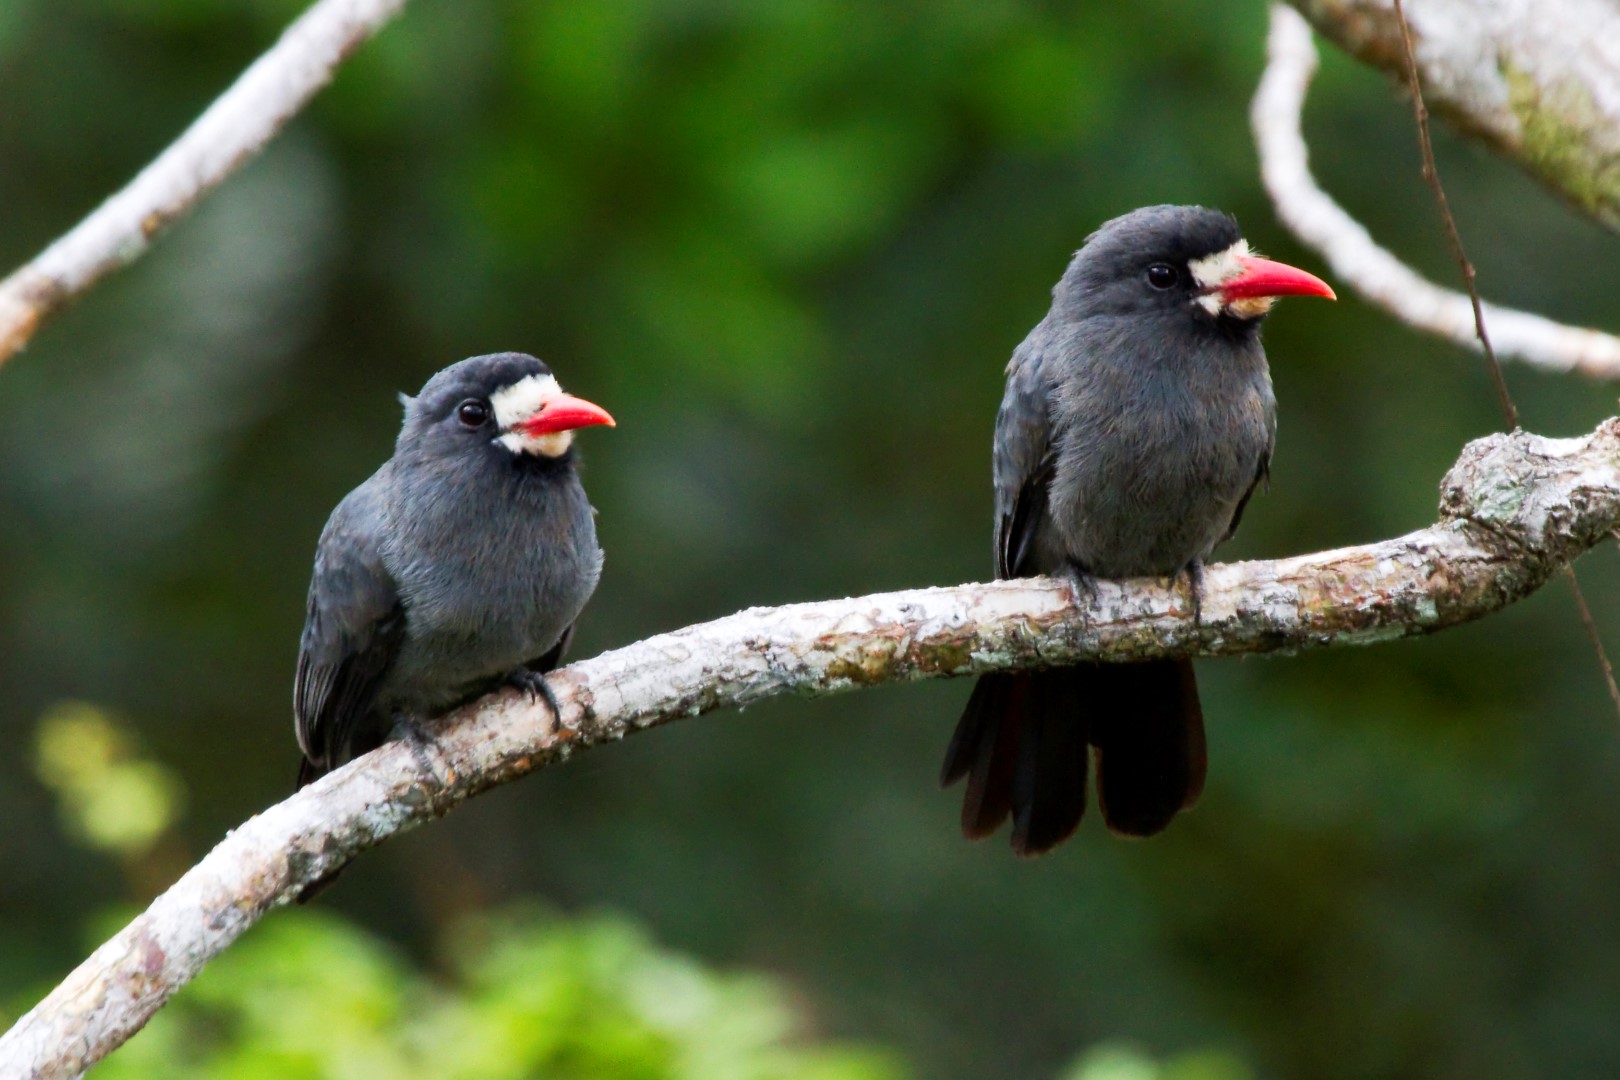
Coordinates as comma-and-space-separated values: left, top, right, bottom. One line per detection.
940, 205, 1334, 856
292, 352, 614, 891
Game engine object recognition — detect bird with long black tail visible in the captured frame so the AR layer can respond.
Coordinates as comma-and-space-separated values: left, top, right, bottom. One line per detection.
293, 352, 614, 798
941, 206, 1334, 855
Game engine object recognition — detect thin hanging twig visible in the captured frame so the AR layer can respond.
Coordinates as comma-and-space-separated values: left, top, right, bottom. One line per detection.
1389, 0, 1517, 429
1389, 0, 1620, 718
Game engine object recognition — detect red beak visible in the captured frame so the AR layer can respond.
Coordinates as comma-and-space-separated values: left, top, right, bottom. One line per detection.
1220, 255, 1336, 302
515, 393, 616, 436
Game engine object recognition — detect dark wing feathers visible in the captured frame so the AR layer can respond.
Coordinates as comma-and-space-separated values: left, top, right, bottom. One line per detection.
992, 335, 1055, 580
999, 456, 1054, 580
1222, 441, 1274, 544
294, 477, 404, 784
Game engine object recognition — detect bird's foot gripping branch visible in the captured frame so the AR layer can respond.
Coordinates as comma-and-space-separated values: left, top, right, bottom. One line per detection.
6, 419, 1620, 1079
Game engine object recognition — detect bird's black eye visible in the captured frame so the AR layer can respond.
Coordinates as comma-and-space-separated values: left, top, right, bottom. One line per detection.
456, 399, 491, 427
1146, 263, 1179, 290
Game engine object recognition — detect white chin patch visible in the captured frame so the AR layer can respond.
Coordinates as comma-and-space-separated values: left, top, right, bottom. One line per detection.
1225, 295, 1276, 319
497, 429, 574, 457
490, 372, 572, 457
1188, 238, 1253, 317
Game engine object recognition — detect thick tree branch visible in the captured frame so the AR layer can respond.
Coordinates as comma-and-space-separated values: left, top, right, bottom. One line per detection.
5, 419, 1620, 1077
1285, 0, 1620, 233
0, 0, 408, 367
1254, 4, 1620, 379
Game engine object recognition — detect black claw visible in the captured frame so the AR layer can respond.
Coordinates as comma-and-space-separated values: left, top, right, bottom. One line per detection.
1183, 560, 1205, 626
507, 669, 563, 725
390, 710, 440, 782
1062, 560, 1102, 612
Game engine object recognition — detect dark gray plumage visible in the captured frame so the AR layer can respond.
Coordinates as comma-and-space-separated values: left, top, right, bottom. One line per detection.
294, 352, 613, 788
941, 205, 1333, 855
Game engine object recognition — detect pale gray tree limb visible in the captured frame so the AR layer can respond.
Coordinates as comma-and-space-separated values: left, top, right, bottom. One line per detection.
1286, 0, 1620, 233
1254, 4, 1620, 379
4, 418, 1620, 1078
0, 0, 409, 367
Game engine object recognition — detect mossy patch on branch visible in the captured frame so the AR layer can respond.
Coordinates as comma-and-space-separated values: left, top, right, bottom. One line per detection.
1502, 61, 1620, 231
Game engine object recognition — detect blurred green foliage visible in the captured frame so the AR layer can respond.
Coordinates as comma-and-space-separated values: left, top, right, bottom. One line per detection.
17, 729, 1241, 1077
93, 905, 907, 1080
5, 1, 1620, 1077
34, 701, 183, 858
1061, 1044, 1253, 1080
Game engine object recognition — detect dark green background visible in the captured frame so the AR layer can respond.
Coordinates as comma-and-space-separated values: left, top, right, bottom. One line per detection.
4, 1, 1620, 1076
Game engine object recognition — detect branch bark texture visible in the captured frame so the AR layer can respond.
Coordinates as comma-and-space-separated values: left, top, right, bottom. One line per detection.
5, 419, 1620, 1078
0, 0, 408, 367
1255, 4, 1620, 379
1287, 0, 1620, 232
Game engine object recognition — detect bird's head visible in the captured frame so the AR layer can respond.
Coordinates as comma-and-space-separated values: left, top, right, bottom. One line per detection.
1055, 205, 1334, 328
400, 352, 615, 461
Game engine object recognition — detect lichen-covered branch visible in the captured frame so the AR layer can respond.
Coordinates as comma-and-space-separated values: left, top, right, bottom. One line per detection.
1254, 5, 1620, 379
0, 0, 408, 367
1287, 0, 1620, 232
4, 419, 1620, 1078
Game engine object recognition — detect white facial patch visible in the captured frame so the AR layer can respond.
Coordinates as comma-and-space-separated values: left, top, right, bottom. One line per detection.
490, 372, 561, 428
489, 372, 574, 457
1187, 238, 1257, 317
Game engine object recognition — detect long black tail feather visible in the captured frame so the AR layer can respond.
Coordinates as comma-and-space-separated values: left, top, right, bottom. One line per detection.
1090, 658, 1205, 837
941, 659, 1205, 854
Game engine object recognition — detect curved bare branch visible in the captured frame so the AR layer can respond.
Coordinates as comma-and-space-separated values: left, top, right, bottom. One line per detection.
0, 0, 408, 367
1286, 0, 1620, 233
5, 418, 1620, 1079
1253, 4, 1620, 380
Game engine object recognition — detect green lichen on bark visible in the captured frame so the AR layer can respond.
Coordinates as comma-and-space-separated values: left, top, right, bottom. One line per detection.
1450, 465, 1531, 532
1500, 61, 1620, 231
1439, 432, 1541, 537
915, 638, 975, 676
1288, 2, 1620, 236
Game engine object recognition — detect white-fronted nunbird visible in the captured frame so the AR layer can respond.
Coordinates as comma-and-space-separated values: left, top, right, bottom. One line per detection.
941, 206, 1334, 855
